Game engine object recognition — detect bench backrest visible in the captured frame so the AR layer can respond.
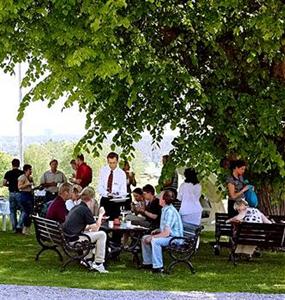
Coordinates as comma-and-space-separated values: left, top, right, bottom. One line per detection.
269, 215, 285, 223
172, 200, 181, 211
183, 222, 204, 239
215, 213, 232, 237
33, 215, 64, 245
236, 222, 285, 248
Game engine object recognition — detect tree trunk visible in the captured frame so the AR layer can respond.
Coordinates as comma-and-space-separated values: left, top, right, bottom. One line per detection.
258, 185, 285, 216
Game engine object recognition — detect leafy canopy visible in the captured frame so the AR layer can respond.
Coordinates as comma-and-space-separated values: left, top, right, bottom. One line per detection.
1, 0, 285, 186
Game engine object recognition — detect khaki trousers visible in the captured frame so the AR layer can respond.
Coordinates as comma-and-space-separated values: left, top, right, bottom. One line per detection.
80, 230, 107, 264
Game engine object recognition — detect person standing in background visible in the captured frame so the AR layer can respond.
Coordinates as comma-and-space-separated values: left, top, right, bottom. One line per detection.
18, 164, 34, 235
3, 158, 24, 233
122, 161, 137, 210
226, 160, 249, 218
98, 152, 127, 220
69, 159, 77, 182
178, 168, 202, 225
71, 154, 92, 188
40, 159, 67, 202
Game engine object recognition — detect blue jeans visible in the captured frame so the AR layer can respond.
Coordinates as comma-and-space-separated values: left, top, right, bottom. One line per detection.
9, 192, 23, 231
141, 235, 172, 269
20, 192, 34, 227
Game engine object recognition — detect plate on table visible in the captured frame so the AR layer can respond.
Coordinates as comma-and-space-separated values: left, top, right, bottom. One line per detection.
109, 197, 129, 203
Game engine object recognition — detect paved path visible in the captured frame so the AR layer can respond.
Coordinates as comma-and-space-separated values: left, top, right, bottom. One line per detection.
0, 285, 284, 300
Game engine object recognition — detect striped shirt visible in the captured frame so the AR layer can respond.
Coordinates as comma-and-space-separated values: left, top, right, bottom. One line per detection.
160, 204, 183, 237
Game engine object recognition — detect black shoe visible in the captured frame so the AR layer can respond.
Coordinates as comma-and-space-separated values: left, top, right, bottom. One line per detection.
152, 267, 165, 274
139, 264, 152, 270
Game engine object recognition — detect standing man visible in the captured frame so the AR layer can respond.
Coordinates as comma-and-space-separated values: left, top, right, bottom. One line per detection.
40, 159, 67, 202
98, 152, 127, 220
71, 154, 92, 188
3, 158, 24, 233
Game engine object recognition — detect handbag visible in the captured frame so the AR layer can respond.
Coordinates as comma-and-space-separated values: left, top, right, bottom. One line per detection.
244, 185, 258, 208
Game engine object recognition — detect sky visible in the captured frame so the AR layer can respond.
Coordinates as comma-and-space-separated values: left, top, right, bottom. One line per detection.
0, 67, 86, 137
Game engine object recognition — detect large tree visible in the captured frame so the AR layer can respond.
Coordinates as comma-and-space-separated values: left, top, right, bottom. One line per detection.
1, 0, 285, 213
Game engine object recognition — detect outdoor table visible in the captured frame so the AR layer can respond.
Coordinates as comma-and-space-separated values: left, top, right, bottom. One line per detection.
100, 222, 150, 266
0, 198, 10, 231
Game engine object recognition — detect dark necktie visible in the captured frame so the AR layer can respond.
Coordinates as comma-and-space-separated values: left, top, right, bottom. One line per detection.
107, 170, 113, 193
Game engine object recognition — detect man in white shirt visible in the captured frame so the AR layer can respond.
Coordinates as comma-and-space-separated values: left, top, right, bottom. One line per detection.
40, 159, 67, 202
98, 152, 127, 220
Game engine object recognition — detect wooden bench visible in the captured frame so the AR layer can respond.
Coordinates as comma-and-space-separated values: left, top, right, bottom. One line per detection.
269, 215, 285, 224
210, 213, 232, 255
230, 222, 285, 265
165, 222, 204, 274
33, 215, 96, 271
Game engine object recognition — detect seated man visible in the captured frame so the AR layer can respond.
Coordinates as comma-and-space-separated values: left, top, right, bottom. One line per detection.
127, 184, 161, 229
63, 186, 108, 273
141, 190, 183, 273
46, 182, 72, 223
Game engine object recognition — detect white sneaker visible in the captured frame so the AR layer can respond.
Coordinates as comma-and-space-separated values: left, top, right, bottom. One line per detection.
90, 263, 109, 273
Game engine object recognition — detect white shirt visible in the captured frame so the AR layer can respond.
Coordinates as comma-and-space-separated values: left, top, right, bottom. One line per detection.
97, 166, 127, 198
178, 182, 202, 215
65, 199, 81, 211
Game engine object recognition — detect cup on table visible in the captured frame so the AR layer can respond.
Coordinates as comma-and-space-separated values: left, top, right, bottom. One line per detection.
108, 220, 114, 228
126, 220, 132, 228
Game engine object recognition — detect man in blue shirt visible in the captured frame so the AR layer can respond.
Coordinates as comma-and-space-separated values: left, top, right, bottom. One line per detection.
141, 190, 183, 273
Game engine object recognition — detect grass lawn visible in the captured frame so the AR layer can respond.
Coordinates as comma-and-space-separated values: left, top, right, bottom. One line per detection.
0, 228, 284, 293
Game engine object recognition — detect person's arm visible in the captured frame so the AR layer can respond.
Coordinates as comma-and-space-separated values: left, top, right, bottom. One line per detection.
177, 184, 183, 201
118, 170, 127, 197
129, 172, 136, 187
86, 207, 105, 232
226, 210, 246, 223
97, 168, 109, 197
2, 179, 8, 187
151, 226, 170, 238
228, 182, 249, 200
150, 210, 175, 239
143, 209, 158, 220
260, 213, 272, 224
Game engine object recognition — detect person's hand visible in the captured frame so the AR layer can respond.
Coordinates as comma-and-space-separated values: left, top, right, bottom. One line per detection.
137, 208, 145, 215
151, 229, 160, 235
144, 235, 152, 244
242, 185, 249, 193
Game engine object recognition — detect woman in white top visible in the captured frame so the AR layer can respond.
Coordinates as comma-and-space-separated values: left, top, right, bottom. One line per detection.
65, 184, 82, 211
178, 168, 202, 225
